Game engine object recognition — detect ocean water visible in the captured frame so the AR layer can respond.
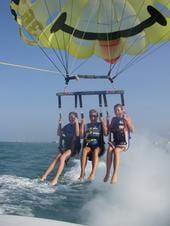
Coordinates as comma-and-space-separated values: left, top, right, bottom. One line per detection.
0, 142, 104, 225
0, 135, 170, 226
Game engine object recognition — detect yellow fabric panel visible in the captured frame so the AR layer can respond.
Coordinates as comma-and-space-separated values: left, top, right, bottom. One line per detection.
129, 0, 170, 43
20, 29, 37, 45
39, 24, 95, 59
38, 0, 95, 59
11, 0, 170, 62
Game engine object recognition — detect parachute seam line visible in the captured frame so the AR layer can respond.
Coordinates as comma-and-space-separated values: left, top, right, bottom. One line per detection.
65, 0, 74, 72
70, 0, 116, 77
114, 0, 131, 76
113, 35, 144, 80
108, 0, 115, 74
108, 0, 127, 77
69, 1, 99, 75
112, 0, 147, 77
112, 31, 170, 80
58, 0, 70, 75
108, 0, 119, 76
66, 20, 88, 74
123, 32, 170, 72
111, 0, 145, 77
69, 1, 99, 73
113, 2, 168, 79
109, 1, 147, 77
114, 1, 168, 77
44, 0, 68, 74
114, 40, 169, 78
102, 0, 113, 75
130, 37, 170, 66
44, 0, 66, 68
25, 30, 65, 77
66, 3, 92, 74
45, 0, 69, 75
25, 30, 64, 76
26, 0, 66, 74
70, 0, 127, 77
107, 0, 117, 76
21, 1, 66, 78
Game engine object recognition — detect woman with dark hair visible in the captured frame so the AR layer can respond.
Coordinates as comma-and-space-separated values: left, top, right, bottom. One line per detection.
79, 109, 107, 181
40, 112, 81, 186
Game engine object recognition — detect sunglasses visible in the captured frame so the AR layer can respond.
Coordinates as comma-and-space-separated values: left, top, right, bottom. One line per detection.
90, 114, 98, 118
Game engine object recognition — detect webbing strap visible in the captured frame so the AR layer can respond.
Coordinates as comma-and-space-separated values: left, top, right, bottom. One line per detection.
75, 95, 78, 108
121, 93, 125, 106
58, 96, 62, 109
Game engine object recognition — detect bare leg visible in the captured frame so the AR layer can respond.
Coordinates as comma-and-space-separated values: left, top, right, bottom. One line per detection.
88, 147, 101, 181
79, 147, 91, 181
111, 147, 124, 184
50, 150, 71, 186
104, 146, 114, 182
40, 153, 62, 181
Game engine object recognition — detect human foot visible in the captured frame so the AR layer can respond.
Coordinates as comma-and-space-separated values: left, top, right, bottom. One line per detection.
78, 172, 85, 181
78, 176, 84, 181
88, 174, 95, 182
49, 178, 58, 186
103, 174, 109, 182
110, 175, 117, 184
39, 175, 46, 182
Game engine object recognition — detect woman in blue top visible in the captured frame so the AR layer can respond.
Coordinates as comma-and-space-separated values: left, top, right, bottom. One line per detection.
40, 112, 81, 186
79, 109, 107, 181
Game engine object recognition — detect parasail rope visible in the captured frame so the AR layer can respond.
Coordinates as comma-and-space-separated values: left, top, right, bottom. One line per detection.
110, 1, 170, 80
112, 32, 170, 80
44, 0, 68, 73
0, 61, 63, 75
69, 1, 100, 74
109, 0, 147, 76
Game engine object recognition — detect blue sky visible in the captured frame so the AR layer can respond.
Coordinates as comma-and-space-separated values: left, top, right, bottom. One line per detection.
0, 1, 170, 142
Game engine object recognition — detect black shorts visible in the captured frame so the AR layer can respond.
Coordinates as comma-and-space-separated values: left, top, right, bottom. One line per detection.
59, 142, 81, 157
86, 143, 105, 161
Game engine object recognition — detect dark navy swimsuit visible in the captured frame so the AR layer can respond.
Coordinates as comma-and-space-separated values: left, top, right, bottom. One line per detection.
110, 117, 128, 146
59, 123, 81, 156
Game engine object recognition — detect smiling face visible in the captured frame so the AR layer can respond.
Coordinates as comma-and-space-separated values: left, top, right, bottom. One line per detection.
114, 104, 124, 118
68, 112, 77, 124
51, 6, 167, 39
11, 0, 170, 63
89, 110, 98, 124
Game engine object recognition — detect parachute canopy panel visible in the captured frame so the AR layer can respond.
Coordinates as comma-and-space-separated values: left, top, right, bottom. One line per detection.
11, 0, 170, 64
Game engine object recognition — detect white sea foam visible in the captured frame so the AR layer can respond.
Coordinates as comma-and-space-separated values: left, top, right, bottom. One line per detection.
0, 175, 55, 193
1, 134, 169, 225
0, 175, 57, 215
82, 133, 170, 226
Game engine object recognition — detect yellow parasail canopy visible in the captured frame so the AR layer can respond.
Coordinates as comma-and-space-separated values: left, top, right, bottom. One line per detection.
11, 0, 170, 64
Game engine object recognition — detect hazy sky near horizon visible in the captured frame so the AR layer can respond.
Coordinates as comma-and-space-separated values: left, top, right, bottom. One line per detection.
0, 1, 170, 142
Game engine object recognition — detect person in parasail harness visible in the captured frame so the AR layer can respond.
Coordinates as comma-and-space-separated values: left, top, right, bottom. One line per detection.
79, 109, 107, 181
40, 112, 81, 186
104, 104, 134, 184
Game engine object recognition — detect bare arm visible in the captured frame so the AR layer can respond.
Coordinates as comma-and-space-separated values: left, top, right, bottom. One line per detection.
80, 117, 85, 138
124, 115, 134, 133
74, 118, 80, 137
